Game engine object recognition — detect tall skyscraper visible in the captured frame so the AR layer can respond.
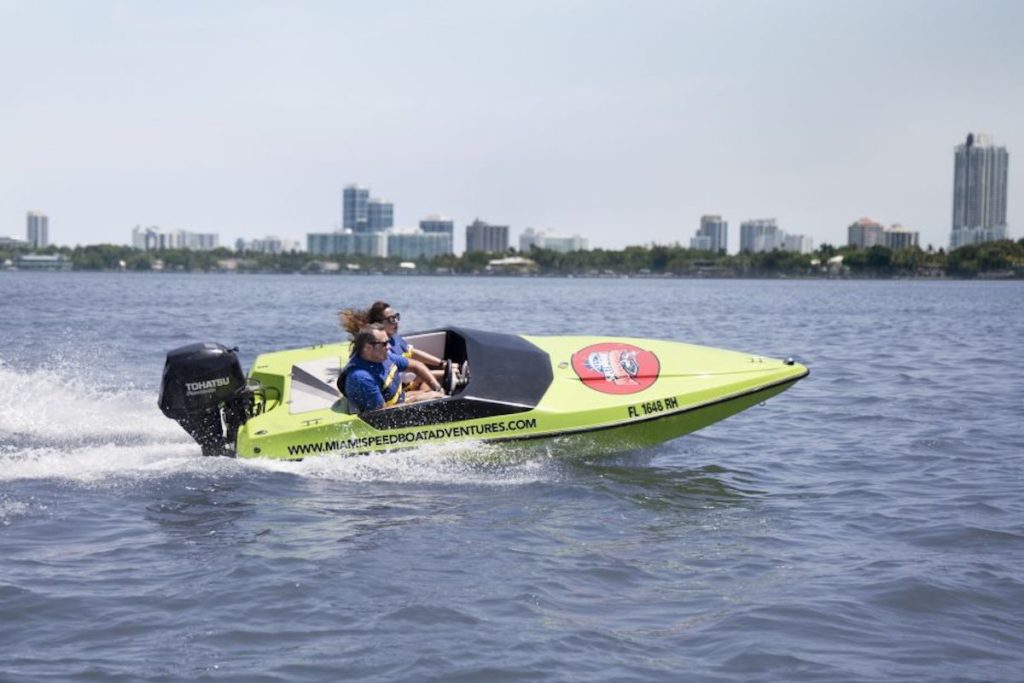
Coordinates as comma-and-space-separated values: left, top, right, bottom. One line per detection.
367, 198, 394, 232
26, 211, 49, 248
343, 184, 370, 232
465, 219, 509, 254
951, 133, 1009, 249
690, 215, 728, 253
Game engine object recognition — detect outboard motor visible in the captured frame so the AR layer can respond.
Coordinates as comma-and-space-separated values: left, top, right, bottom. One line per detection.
158, 342, 251, 456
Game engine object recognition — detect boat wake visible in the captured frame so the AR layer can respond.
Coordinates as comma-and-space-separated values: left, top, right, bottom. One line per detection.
0, 360, 556, 487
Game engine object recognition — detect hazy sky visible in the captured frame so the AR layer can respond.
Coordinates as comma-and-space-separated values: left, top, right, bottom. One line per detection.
2, 0, 1021, 253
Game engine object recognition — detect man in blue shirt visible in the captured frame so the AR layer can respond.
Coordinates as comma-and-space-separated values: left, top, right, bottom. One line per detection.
341, 325, 443, 413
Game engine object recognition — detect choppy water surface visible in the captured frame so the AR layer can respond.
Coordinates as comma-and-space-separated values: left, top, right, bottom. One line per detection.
2, 272, 1022, 682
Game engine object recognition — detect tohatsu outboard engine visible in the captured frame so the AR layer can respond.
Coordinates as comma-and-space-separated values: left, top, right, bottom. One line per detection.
158, 342, 252, 456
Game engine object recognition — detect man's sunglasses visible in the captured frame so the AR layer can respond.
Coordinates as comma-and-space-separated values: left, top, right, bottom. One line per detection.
385, 313, 401, 324
367, 340, 389, 349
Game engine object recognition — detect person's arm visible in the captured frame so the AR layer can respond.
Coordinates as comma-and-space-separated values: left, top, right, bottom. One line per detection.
407, 358, 442, 392
411, 347, 442, 368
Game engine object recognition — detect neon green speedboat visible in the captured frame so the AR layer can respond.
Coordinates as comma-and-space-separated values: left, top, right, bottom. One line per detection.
158, 328, 808, 460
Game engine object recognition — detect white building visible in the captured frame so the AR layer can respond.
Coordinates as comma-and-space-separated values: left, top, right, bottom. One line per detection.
519, 227, 588, 253
0, 235, 30, 249
849, 218, 920, 250
740, 218, 811, 254
783, 233, 814, 254
739, 219, 784, 253
132, 225, 219, 251
235, 236, 303, 254
15, 254, 71, 271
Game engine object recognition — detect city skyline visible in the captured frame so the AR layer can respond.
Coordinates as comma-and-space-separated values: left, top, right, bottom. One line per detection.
1, 2, 1021, 252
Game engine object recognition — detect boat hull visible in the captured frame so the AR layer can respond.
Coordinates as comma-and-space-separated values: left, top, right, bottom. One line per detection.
235, 331, 808, 460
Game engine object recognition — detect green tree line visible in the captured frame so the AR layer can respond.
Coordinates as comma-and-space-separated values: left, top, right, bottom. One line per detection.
4, 239, 1024, 278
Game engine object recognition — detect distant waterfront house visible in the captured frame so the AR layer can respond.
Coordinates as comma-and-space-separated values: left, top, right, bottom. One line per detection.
15, 254, 72, 271
486, 256, 537, 274
826, 255, 847, 277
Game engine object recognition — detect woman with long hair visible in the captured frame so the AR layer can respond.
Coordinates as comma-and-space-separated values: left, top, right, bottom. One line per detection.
339, 301, 448, 384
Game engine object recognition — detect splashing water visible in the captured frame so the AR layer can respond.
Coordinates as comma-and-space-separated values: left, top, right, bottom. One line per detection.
0, 359, 558, 487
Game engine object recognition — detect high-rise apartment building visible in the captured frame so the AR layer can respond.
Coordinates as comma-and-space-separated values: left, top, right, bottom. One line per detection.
690, 215, 728, 253
739, 219, 781, 253
847, 218, 885, 249
420, 215, 454, 235
883, 224, 919, 250
419, 216, 455, 254
465, 219, 509, 254
848, 218, 920, 250
307, 231, 386, 258
26, 211, 49, 248
951, 133, 1009, 248
739, 218, 811, 254
387, 230, 452, 260
367, 199, 394, 232
235, 236, 303, 254
343, 184, 370, 233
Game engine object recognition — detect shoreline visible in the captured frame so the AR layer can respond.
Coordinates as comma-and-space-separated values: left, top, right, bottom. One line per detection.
3, 268, 1021, 281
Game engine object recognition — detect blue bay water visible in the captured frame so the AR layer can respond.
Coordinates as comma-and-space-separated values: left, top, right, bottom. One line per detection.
1, 272, 1023, 681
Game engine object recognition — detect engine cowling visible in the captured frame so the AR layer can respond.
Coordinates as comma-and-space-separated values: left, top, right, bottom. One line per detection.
158, 342, 249, 456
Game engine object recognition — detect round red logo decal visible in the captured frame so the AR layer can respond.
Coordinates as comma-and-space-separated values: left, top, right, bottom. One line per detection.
571, 343, 660, 394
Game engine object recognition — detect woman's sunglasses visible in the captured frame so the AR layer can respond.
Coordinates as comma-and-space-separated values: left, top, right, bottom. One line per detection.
385, 313, 401, 324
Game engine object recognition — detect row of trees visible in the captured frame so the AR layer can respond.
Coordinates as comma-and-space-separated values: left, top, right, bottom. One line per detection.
4, 239, 1024, 278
